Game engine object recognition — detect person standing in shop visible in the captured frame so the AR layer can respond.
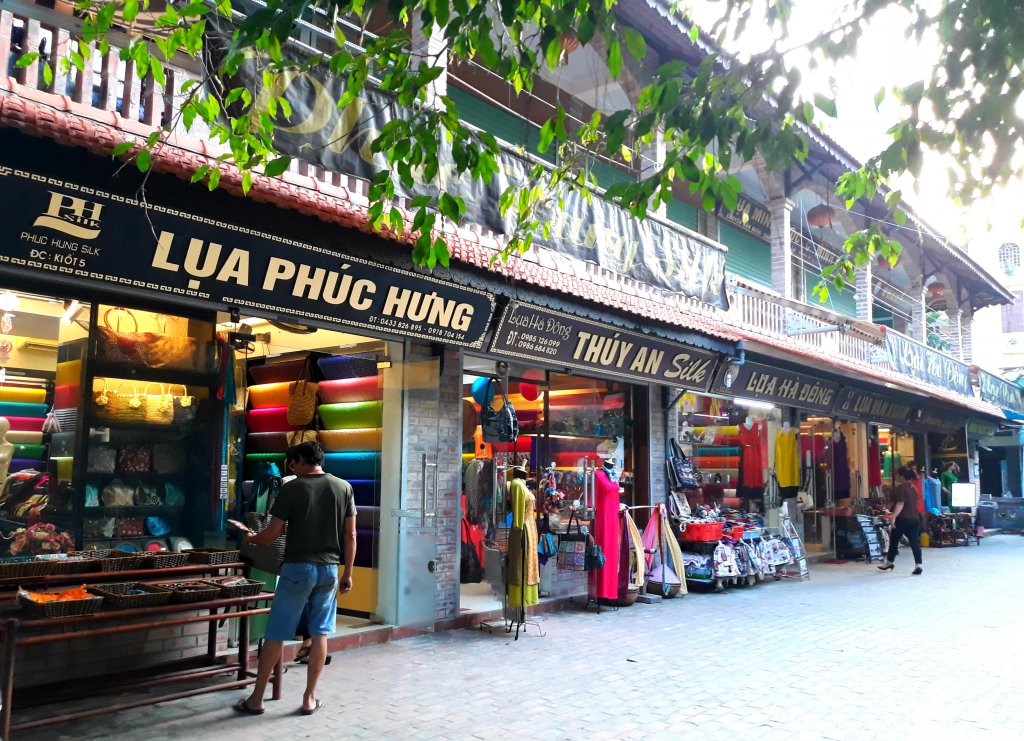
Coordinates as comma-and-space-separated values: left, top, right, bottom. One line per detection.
235, 441, 357, 717
878, 466, 923, 575
939, 462, 958, 509
907, 460, 926, 529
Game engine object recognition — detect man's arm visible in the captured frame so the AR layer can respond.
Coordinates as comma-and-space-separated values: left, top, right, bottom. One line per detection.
341, 515, 356, 593
245, 517, 285, 545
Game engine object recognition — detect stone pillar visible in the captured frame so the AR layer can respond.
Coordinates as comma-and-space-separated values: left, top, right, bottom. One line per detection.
641, 130, 667, 219
961, 311, 974, 363
769, 197, 795, 299
411, 18, 448, 107
946, 308, 963, 360
909, 283, 928, 343
855, 261, 873, 323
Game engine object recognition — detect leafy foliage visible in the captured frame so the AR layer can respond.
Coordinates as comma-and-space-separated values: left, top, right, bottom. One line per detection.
21, 0, 1024, 301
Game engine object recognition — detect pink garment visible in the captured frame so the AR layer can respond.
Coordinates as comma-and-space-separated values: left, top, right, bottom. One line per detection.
589, 469, 621, 600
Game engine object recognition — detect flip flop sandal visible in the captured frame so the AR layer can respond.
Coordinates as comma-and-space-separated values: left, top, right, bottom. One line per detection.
295, 648, 311, 665
300, 700, 324, 716
234, 700, 265, 716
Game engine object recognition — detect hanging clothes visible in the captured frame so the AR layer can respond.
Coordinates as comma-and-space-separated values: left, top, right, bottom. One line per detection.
833, 435, 851, 495
588, 468, 621, 600
506, 477, 539, 608
738, 419, 767, 495
882, 450, 902, 480
867, 435, 882, 488
774, 427, 800, 497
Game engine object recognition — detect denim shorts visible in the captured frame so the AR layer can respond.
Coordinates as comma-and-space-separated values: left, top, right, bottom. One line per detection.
265, 563, 338, 641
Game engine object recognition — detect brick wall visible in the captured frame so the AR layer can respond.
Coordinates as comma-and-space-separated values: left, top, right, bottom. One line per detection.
14, 615, 228, 687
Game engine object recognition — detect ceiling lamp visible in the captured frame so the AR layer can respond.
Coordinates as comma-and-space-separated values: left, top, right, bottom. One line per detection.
807, 204, 835, 228
924, 276, 947, 296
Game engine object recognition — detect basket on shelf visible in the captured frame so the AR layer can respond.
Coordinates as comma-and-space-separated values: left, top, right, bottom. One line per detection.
18, 593, 104, 619
0, 557, 57, 581
91, 551, 147, 572
184, 549, 240, 566
201, 577, 265, 599
86, 582, 174, 608
143, 552, 189, 569
152, 580, 221, 603
679, 521, 725, 542
48, 554, 101, 575
724, 525, 745, 541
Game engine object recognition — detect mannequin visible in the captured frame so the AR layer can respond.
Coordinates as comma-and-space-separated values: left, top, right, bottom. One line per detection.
867, 426, 882, 489
0, 417, 13, 481
781, 421, 791, 433
590, 457, 621, 601
506, 465, 539, 608
744, 416, 754, 429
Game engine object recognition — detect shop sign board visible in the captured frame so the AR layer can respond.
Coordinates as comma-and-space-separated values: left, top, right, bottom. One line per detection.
709, 361, 838, 413
0, 163, 494, 349
832, 388, 915, 426
977, 369, 1024, 414
884, 330, 973, 398
717, 194, 772, 242
916, 408, 966, 434
489, 301, 722, 390
966, 418, 1000, 437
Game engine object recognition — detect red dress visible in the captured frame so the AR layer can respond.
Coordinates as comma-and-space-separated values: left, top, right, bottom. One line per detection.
738, 420, 766, 490
867, 437, 882, 488
589, 469, 621, 600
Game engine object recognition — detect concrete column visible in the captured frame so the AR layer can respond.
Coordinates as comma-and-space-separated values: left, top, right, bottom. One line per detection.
769, 198, 795, 299
641, 130, 667, 219
855, 261, 874, 322
946, 308, 963, 360
411, 18, 448, 107
703, 210, 721, 242
910, 284, 928, 343
961, 311, 974, 363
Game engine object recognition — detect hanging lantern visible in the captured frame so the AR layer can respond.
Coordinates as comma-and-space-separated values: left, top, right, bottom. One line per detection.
807, 204, 835, 228
560, 29, 581, 55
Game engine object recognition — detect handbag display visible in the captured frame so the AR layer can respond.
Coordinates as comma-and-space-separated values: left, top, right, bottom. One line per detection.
170, 383, 198, 425
556, 511, 587, 571
480, 380, 519, 443
287, 380, 319, 426
669, 439, 700, 491
117, 444, 152, 473
93, 380, 146, 424
147, 314, 199, 370
87, 445, 117, 473
95, 307, 152, 365
143, 382, 174, 425
152, 443, 187, 474
101, 478, 136, 507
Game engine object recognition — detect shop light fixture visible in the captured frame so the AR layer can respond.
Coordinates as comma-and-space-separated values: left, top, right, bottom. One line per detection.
733, 397, 775, 410
722, 365, 738, 388
60, 299, 83, 325
376, 353, 393, 370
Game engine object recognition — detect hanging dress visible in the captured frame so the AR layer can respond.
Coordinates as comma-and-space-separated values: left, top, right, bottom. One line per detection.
774, 428, 800, 498
738, 420, 766, 495
588, 468, 621, 600
832, 435, 851, 495
507, 478, 539, 608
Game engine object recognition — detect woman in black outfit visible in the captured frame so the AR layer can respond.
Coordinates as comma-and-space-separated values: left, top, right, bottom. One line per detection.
879, 467, 923, 575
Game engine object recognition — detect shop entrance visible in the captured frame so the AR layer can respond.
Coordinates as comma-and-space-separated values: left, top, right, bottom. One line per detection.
458, 358, 637, 614
223, 314, 443, 635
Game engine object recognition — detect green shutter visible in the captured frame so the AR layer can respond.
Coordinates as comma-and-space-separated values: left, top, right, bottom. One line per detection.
802, 270, 857, 318
665, 199, 699, 231
720, 224, 771, 286
448, 87, 554, 163
587, 158, 632, 189
872, 305, 895, 328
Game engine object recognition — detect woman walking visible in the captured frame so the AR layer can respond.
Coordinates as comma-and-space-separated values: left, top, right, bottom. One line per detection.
878, 466, 923, 575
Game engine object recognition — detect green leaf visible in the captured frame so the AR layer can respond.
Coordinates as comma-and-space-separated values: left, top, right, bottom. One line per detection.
545, 37, 562, 69
207, 167, 221, 191
607, 40, 622, 79
813, 93, 837, 118
42, 63, 53, 88
623, 28, 647, 61
111, 141, 135, 157
264, 157, 291, 177
136, 148, 152, 173
15, 52, 39, 69
537, 119, 555, 153
873, 87, 885, 111
123, 0, 140, 23
241, 171, 252, 195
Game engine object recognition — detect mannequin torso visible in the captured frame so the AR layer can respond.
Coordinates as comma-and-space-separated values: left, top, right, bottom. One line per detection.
0, 417, 13, 481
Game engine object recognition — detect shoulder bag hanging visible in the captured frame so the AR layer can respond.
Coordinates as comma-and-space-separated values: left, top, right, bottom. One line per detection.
556, 510, 587, 571
480, 379, 519, 443
287, 358, 319, 427
670, 438, 700, 491
240, 483, 288, 575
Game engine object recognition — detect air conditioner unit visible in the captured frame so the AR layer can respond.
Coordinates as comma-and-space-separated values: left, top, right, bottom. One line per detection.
19, 339, 58, 352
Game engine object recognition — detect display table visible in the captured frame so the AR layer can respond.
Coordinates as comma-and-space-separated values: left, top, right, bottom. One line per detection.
0, 562, 277, 739
928, 513, 979, 547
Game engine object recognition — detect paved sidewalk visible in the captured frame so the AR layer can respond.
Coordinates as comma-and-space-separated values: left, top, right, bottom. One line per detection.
28, 535, 1024, 740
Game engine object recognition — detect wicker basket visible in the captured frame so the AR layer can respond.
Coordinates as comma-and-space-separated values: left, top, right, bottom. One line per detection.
92, 551, 147, 572
49, 554, 101, 575
87, 582, 173, 609
143, 552, 189, 569
154, 581, 222, 603
201, 577, 265, 599
0, 558, 57, 581
19, 593, 104, 619
184, 549, 240, 566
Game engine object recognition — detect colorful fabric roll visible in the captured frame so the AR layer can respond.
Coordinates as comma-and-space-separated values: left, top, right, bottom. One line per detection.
320, 428, 383, 452
0, 402, 48, 418
249, 358, 307, 385
0, 387, 46, 404
244, 453, 287, 479
693, 456, 740, 469
319, 377, 382, 404
12, 444, 45, 460
490, 438, 533, 454
356, 506, 380, 530
246, 432, 290, 453
319, 402, 383, 430
6, 431, 43, 445
347, 479, 379, 507
8, 459, 40, 473
354, 529, 378, 568
4, 417, 45, 432
245, 407, 300, 433
248, 382, 294, 410
694, 446, 740, 456
52, 457, 73, 480
323, 452, 381, 480
318, 355, 378, 380
693, 426, 739, 437
56, 359, 81, 386
54, 384, 79, 409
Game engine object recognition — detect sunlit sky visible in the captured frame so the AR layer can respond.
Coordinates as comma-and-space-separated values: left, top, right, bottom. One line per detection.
687, 0, 1024, 260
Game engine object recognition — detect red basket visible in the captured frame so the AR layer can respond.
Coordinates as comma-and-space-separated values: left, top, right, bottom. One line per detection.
679, 521, 724, 542
725, 525, 745, 541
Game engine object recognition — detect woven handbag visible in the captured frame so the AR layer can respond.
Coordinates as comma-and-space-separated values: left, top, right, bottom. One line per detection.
95, 307, 152, 365
287, 380, 319, 426
240, 503, 287, 576
170, 383, 198, 425
556, 511, 587, 572
143, 382, 174, 426
94, 381, 146, 424
147, 314, 199, 370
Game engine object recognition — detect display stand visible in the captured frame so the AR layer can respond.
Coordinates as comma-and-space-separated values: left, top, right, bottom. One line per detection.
778, 510, 810, 580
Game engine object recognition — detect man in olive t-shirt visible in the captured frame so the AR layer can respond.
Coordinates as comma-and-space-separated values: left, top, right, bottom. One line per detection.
237, 442, 357, 717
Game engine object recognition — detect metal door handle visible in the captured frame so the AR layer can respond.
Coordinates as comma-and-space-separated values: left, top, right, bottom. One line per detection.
421, 453, 438, 527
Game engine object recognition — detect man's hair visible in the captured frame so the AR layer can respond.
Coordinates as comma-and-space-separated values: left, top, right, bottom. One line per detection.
944, 461, 956, 471
897, 466, 918, 481
286, 441, 324, 467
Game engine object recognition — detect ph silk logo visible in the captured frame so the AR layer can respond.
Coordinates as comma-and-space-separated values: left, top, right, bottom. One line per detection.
33, 191, 103, 239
